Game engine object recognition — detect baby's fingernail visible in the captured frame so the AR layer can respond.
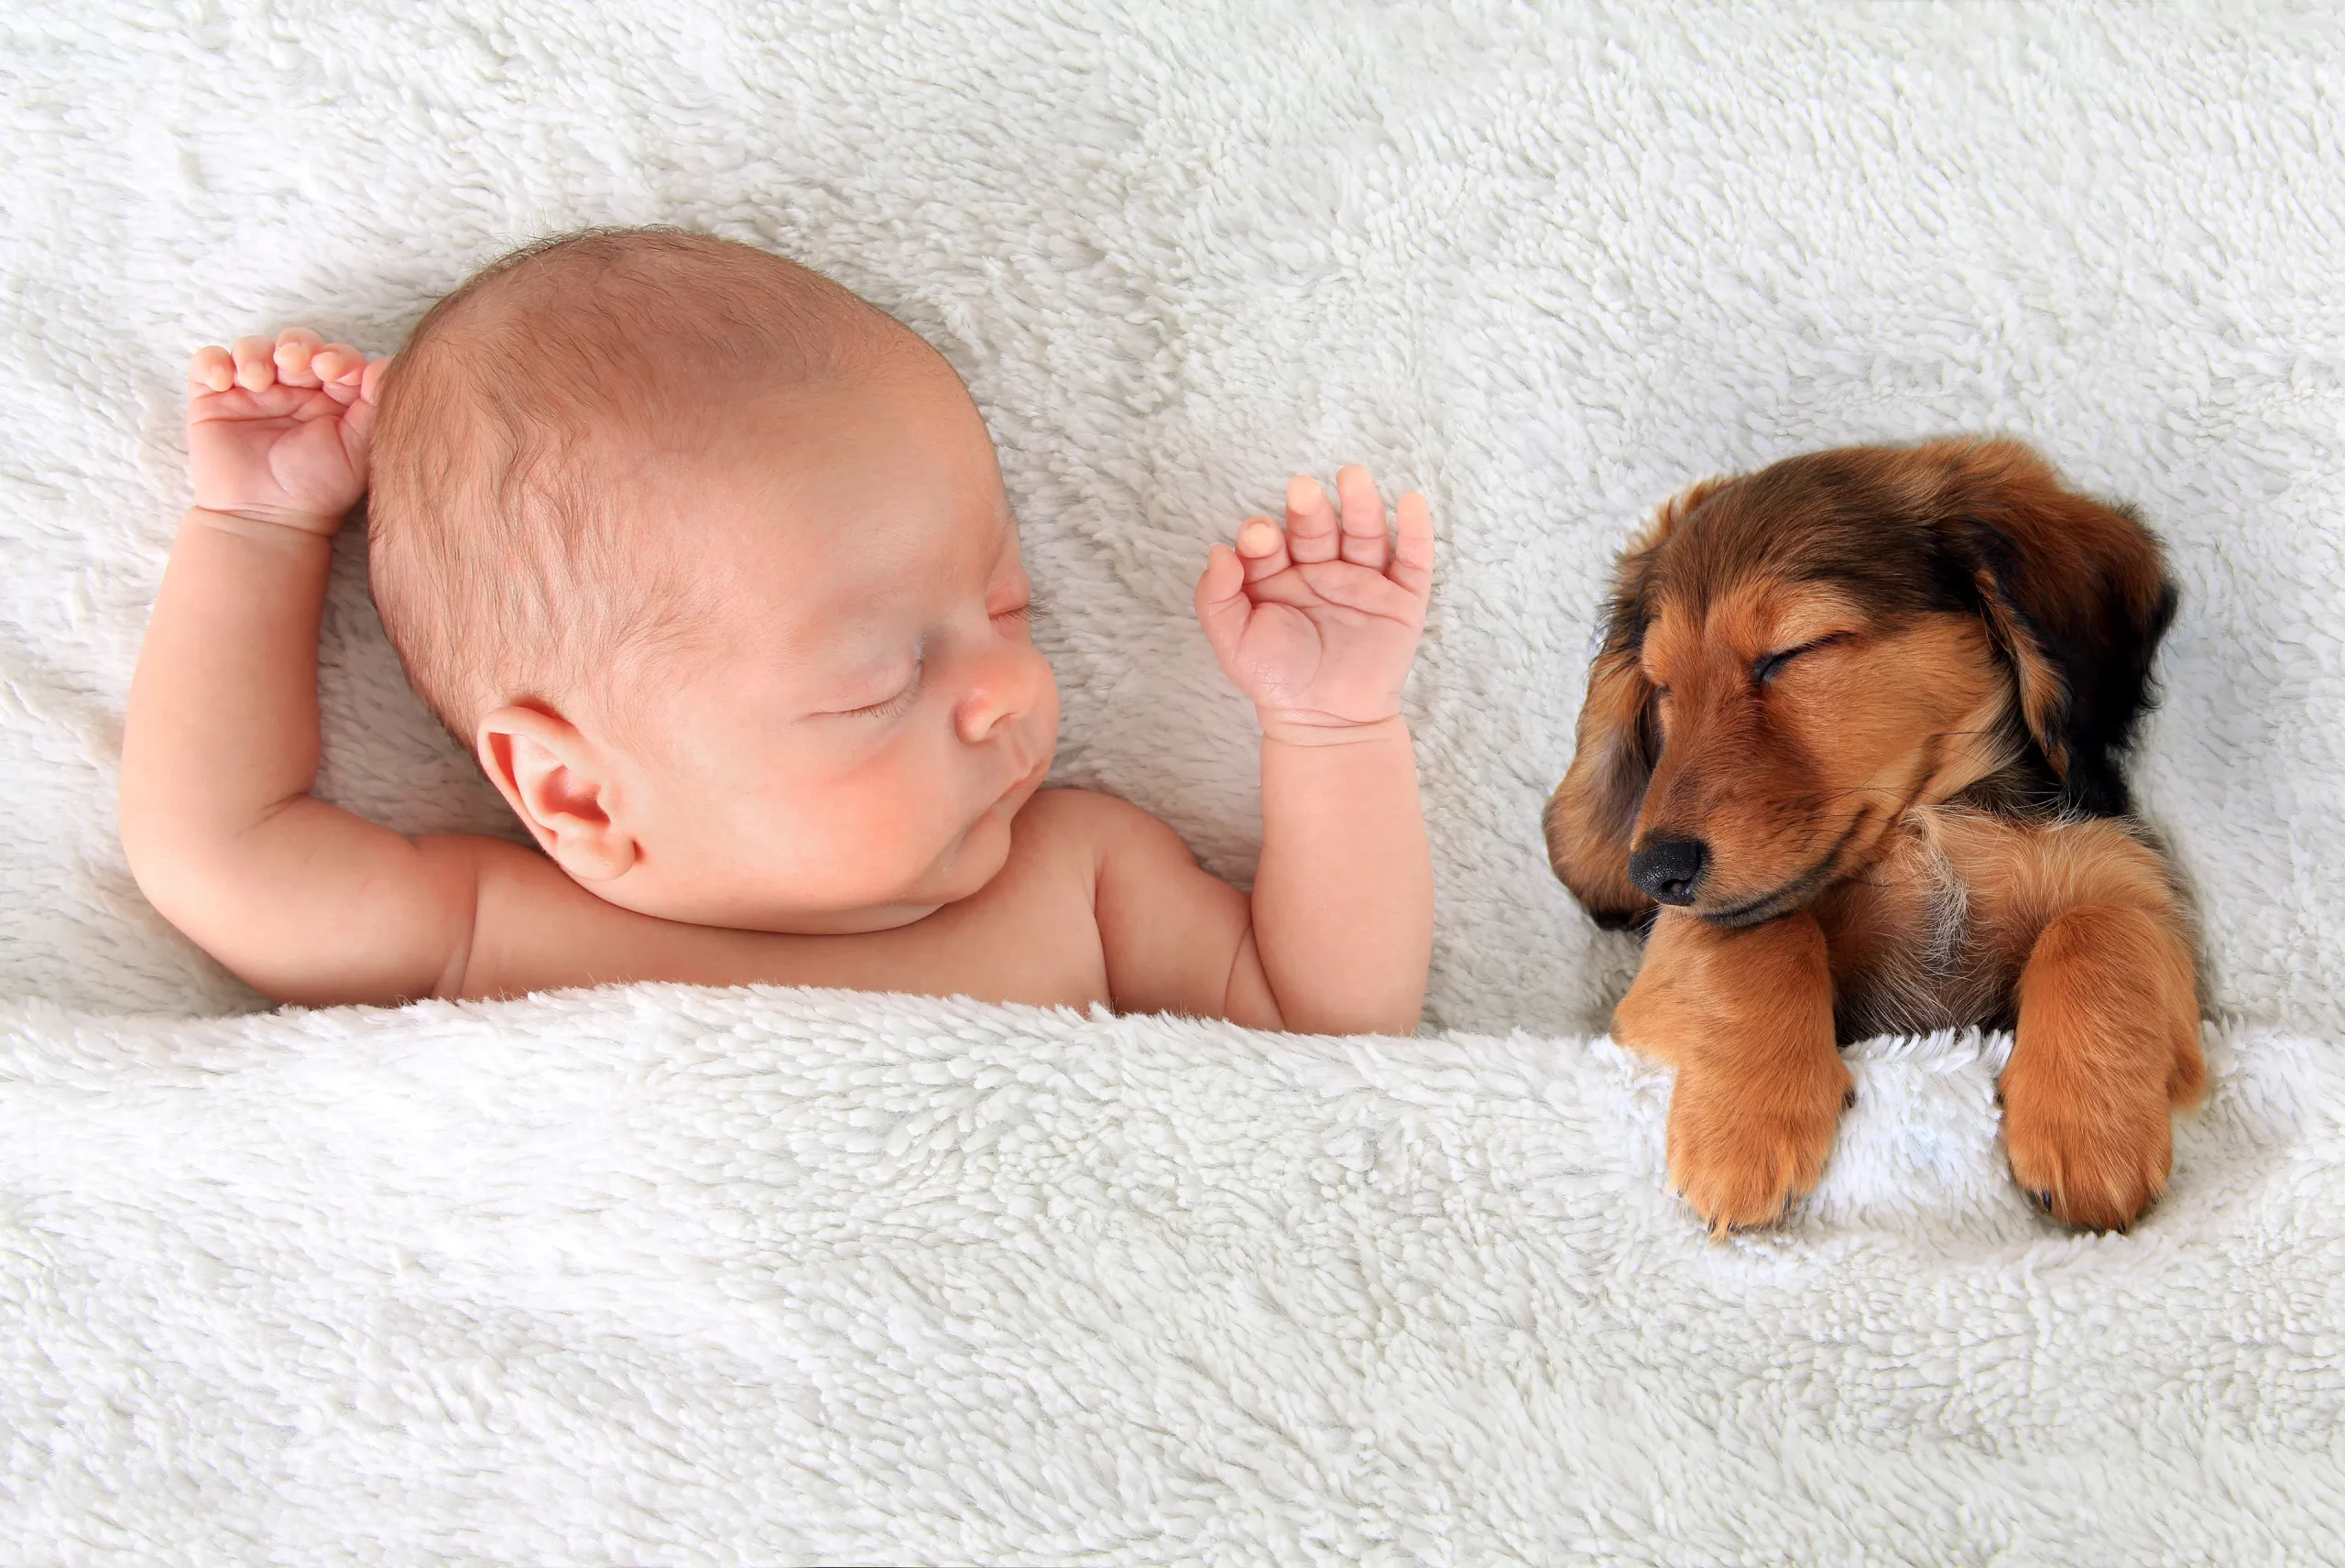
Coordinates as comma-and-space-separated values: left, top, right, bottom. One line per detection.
1238, 519, 1279, 555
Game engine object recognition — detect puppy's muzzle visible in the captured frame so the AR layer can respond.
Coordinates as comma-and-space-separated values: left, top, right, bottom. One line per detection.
1630, 835, 1708, 905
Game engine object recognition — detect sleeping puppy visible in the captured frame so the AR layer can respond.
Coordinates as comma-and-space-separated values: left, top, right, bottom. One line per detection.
1544, 438, 2204, 1236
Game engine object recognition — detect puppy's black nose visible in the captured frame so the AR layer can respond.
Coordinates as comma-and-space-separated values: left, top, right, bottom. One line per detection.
1629, 836, 1708, 905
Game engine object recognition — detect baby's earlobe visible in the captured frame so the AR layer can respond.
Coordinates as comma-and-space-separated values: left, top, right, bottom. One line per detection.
551, 826, 638, 884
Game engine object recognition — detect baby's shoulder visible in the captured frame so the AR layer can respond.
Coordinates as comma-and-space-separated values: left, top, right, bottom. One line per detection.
1014, 783, 1166, 837
1012, 786, 1196, 868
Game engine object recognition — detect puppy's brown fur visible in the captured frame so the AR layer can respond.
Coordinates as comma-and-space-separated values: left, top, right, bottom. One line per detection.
1545, 439, 2203, 1235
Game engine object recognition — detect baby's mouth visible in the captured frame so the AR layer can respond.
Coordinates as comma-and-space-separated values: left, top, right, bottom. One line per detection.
998, 754, 1050, 805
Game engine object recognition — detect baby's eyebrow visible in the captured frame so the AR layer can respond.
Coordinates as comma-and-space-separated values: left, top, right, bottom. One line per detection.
827, 626, 919, 678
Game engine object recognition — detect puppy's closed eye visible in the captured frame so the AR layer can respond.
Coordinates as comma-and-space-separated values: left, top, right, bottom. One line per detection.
1752, 635, 1845, 686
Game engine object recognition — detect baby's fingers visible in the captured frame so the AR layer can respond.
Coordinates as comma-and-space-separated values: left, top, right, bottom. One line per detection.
310, 343, 361, 384
1390, 491, 1434, 599
189, 345, 235, 397
1235, 516, 1290, 583
1194, 542, 1253, 667
1285, 474, 1340, 563
310, 343, 374, 404
229, 335, 279, 392
272, 327, 327, 388
1336, 464, 1389, 570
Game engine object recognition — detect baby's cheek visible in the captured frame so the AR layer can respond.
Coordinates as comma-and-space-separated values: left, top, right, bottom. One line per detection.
794, 756, 966, 898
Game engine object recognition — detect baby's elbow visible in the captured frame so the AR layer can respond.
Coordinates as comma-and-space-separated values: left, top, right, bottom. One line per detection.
1333, 1001, 1426, 1039
120, 842, 268, 993
117, 788, 239, 931
1271, 991, 1423, 1040
115, 831, 348, 1007
1381, 999, 1426, 1038
1298, 964, 1426, 1038
119, 818, 223, 949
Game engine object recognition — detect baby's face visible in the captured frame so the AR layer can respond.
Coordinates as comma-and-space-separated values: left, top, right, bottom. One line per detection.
601, 361, 1059, 933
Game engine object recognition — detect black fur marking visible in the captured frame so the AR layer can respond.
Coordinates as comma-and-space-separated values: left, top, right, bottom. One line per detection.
1947, 514, 2177, 820
1587, 904, 1655, 935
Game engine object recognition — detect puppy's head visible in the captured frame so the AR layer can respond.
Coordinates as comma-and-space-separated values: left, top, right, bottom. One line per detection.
1544, 439, 2176, 931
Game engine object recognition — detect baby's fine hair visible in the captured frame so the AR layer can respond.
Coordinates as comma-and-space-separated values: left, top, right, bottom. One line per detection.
367, 227, 919, 744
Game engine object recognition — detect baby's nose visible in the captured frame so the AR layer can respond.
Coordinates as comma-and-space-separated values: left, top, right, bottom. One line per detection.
954, 645, 1049, 744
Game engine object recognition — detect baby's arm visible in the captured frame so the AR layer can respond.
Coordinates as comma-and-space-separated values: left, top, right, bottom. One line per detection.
120, 332, 486, 1004
1113, 468, 1434, 1036
1251, 712, 1432, 1033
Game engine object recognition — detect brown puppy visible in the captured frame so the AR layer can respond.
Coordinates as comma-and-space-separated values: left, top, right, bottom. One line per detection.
1545, 438, 2204, 1236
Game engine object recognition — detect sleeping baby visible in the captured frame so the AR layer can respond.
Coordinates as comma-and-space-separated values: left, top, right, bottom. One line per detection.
120, 229, 1435, 1034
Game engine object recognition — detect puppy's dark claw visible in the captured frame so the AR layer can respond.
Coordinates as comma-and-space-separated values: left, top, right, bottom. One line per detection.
1844, 1087, 1858, 1109
2033, 1190, 2056, 1214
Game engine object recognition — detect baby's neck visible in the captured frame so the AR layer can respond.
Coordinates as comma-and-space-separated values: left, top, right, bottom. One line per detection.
738, 898, 948, 937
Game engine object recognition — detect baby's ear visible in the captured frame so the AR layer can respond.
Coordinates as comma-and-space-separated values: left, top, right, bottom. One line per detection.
475, 704, 638, 883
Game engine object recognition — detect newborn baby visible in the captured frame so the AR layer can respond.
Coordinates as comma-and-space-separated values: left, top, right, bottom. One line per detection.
121, 230, 1435, 1033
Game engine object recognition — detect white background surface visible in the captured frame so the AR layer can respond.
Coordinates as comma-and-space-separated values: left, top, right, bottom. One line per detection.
5, 0, 2340, 1035
2, 3, 2340, 1561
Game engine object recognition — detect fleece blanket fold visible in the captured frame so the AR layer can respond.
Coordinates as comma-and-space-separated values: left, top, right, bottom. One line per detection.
4, 1, 2343, 1561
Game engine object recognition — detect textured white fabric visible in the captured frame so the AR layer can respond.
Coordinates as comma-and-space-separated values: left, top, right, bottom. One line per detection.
3, 1, 2341, 1561
4, 994, 2340, 1563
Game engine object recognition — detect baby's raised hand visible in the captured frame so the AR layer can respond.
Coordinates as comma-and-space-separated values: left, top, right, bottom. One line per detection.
1194, 466, 1434, 733
187, 328, 384, 533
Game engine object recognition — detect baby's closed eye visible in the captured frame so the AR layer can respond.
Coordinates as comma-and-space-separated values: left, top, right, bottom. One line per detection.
836, 675, 922, 720
987, 570, 1033, 624
824, 656, 923, 720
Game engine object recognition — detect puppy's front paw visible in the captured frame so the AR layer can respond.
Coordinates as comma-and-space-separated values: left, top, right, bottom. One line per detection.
2000, 1049, 2175, 1233
1666, 1052, 1853, 1236
2002, 903, 2200, 1233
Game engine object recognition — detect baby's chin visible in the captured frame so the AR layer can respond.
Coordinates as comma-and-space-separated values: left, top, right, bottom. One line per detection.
910, 795, 1022, 904
616, 768, 1045, 935
723, 810, 1021, 934
880, 760, 1049, 912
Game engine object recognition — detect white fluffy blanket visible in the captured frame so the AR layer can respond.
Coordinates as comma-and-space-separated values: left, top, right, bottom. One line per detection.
4, 1, 2342, 1561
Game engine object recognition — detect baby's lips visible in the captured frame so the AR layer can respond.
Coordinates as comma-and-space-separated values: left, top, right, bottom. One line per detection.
985, 751, 1052, 812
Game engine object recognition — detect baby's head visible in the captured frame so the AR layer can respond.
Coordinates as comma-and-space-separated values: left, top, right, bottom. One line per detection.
369, 229, 1058, 933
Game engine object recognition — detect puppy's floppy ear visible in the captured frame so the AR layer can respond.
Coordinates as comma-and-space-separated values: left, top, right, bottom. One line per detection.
1545, 484, 1712, 931
1544, 637, 1659, 930
1930, 440, 2178, 817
